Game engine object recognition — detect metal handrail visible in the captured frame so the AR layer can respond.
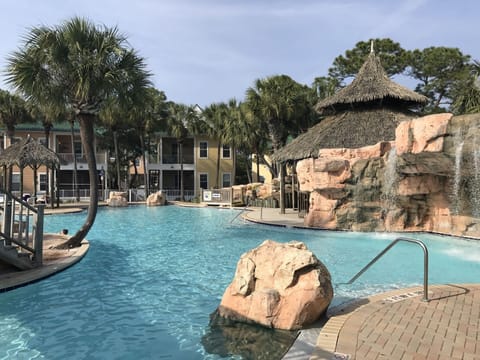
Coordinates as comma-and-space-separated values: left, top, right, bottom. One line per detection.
345, 237, 429, 302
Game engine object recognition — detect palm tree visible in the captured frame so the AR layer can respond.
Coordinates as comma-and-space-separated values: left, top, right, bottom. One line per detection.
100, 97, 128, 190
451, 60, 480, 114
245, 75, 315, 213
236, 103, 268, 183
0, 89, 31, 144
202, 103, 230, 188
0, 89, 31, 194
166, 103, 198, 200
127, 88, 167, 196
6, 17, 151, 248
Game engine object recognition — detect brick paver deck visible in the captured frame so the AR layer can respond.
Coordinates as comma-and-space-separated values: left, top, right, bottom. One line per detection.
312, 284, 480, 360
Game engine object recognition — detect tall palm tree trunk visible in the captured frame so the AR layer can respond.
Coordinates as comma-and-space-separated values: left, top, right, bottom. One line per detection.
232, 146, 236, 186
113, 129, 121, 190
70, 120, 80, 201
279, 162, 286, 214
59, 114, 99, 248
140, 134, 149, 196
256, 152, 260, 182
216, 144, 221, 188
179, 141, 184, 201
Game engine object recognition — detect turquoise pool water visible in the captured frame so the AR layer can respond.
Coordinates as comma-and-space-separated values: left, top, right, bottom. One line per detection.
1, 206, 479, 359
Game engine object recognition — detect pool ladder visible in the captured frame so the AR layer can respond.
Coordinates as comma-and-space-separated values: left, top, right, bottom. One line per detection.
343, 237, 429, 302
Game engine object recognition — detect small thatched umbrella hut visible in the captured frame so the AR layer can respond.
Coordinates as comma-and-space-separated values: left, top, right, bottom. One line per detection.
272, 50, 428, 163
0, 135, 60, 199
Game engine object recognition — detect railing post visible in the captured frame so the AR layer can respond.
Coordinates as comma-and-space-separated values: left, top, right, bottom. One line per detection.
3, 195, 12, 240
345, 237, 429, 302
33, 204, 44, 266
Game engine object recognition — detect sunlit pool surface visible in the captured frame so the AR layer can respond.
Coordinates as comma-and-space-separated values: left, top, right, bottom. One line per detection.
1, 206, 479, 359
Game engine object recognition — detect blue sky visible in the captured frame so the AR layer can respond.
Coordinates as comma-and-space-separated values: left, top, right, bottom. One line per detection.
0, 0, 478, 107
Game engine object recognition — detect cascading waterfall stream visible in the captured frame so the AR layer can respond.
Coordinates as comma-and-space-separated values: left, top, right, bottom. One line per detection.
383, 146, 398, 210
472, 135, 480, 217
452, 131, 464, 215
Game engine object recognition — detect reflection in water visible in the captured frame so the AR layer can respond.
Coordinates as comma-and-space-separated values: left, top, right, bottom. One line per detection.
202, 311, 299, 360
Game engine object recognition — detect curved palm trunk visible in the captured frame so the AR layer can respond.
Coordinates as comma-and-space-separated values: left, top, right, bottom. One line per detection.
58, 114, 99, 248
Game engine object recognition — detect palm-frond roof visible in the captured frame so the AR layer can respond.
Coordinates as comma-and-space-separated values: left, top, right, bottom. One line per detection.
0, 135, 60, 169
316, 52, 428, 113
272, 51, 427, 162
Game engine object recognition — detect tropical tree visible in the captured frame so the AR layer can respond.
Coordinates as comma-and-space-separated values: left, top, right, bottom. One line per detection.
100, 97, 129, 190
6, 17, 151, 248
451, 60, 480, 114
202, 102, 231, 188
0, 89, 31, 143
406, 46, 472, 113
166, 103, 199, 200
328, 38, 409, 84
235, 102, 268, 183
127, 88, 167, 195
0, 89, 31, 195
27, 101, 68, 207
245, 75, 316, 213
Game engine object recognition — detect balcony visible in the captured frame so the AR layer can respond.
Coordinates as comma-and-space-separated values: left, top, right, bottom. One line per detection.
58, 153, 107, 165
161, 154, 195, 164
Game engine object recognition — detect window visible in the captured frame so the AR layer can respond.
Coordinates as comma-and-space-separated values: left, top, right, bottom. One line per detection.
39, 173, 48, 192
199, 141, 208, 158
74, 141, 82, 159
222, 173, 231, 188
199, 173, 208, 189
222, 145, 231, 159
12, 173, 20, 192
38, 138, 48, 147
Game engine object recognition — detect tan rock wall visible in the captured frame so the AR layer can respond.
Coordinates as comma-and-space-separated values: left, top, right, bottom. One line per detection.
296, 113, 480, 238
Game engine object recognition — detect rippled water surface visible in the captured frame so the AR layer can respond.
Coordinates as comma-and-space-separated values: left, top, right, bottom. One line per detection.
0, 205, 479, 359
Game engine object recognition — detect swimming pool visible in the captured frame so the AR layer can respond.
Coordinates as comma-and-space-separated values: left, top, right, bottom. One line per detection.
0, 206, 479, 359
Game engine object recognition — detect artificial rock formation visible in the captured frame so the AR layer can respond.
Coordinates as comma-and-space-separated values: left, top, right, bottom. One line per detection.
107, 191, 128, 207
299, 113, 480, 238
146, 191, 166, 206
216, 240, 333, 330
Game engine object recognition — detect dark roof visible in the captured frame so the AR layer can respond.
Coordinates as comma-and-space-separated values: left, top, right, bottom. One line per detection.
272, 109, 413, 162
315, 52, 428, 114
0, 135, 60, 169
11, 121, 80, 132
272, 51, 427, 162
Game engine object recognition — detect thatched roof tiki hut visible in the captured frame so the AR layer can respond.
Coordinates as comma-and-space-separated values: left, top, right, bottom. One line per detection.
272, 49, 428, 216
0, 135, 60, 202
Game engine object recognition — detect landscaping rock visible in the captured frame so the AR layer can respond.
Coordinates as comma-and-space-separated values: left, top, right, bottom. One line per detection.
146, 191, 166, 206
216, 240, 333, 330
107, 191, 128, 207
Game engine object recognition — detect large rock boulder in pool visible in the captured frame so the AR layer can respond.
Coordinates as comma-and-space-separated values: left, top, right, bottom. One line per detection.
107, 191, 128, 207
146, 191, 166, 206
216, 240, 333, 330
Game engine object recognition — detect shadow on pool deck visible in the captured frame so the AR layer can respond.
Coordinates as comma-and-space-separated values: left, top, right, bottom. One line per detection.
0, 234, 89, 292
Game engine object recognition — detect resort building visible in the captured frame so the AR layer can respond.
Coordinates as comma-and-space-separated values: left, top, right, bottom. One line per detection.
132, 133, 234, 201
0, 122, 108, 201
